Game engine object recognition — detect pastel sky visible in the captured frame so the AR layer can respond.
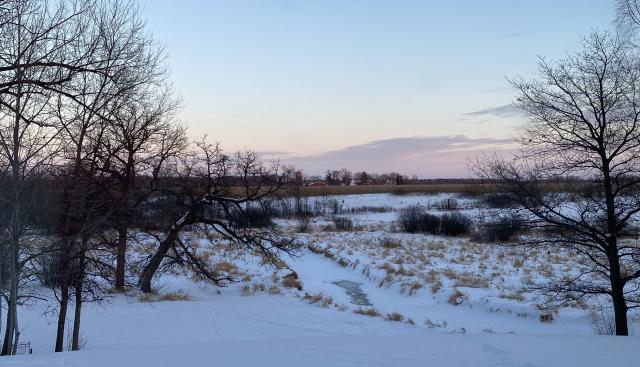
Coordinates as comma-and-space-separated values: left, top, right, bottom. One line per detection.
141, 0, 613, 178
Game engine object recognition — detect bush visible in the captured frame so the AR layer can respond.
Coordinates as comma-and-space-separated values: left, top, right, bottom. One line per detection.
396, 209, 440, 234
439, 212, 471, 236
398, 206, 426, 233
295, 217, 312, 233
398, 207, 470, 236
233, 205, 274, 228
483, 193, 517, 208
420, 213, 441, 235
480, 215, 524, 242
332, 216, 354, 231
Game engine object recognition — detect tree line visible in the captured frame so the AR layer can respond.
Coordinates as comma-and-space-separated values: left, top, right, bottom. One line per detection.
321, 169, 406, 185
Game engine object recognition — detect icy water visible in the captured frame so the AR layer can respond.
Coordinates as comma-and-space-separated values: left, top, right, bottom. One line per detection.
332, 280, 372, 306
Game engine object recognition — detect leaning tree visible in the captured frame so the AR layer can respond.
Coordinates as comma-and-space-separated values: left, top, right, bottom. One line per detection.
137, 141, 298, 293
475, 32, 640, 335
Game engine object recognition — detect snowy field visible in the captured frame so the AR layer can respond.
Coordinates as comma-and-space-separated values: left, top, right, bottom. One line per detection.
5, 193, 638, 366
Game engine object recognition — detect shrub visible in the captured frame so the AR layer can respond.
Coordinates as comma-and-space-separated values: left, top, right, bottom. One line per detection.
398, 207, 470, 236
483, 193, 517, 208
420, 213, 441, 235
232, 205, 274, 228
439, 212, 471, 236
295, 217, 312, 233
397, 206, 441, 234
480, 215, 524, 242
398, 205, 425, 233
332, 216, 354, 231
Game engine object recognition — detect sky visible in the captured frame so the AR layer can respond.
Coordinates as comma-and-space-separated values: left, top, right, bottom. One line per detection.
141, 0, 614, 178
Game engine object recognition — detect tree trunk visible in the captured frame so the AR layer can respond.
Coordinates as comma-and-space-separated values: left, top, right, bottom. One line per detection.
1, 304, 10, 355
55, 284, 69, 352
11, 314, 19, 355
601, 159, 629, 336
608, 252, 629, 335
72, 249, 85, 351
1, 252, 19, 356
139, 226, 182, 293
115, 224, 127, 289
2, 65, 22, 356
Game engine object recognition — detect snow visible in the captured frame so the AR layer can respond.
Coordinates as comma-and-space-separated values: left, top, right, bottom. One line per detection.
6, 333, 636, 367
3, 193, 637, 366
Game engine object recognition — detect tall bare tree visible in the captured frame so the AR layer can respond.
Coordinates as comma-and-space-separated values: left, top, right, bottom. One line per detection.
475, 32, 640, 335
0, 0, 165, 354
105, 84, 183, 290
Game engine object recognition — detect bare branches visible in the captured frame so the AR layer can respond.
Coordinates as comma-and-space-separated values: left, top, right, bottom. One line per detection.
137, 143, 298, 293
476, 31, 640, 335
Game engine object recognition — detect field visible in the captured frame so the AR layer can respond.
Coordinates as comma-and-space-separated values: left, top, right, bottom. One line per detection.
7, 192, 638, 366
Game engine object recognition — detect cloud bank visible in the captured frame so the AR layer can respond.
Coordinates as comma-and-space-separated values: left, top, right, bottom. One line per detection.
464, 104, 523, 119
284, 135, 515, 178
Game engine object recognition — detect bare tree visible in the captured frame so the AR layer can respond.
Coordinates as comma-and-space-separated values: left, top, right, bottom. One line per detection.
475, 32, 640, 335
0, 0, 99, 353
104, 85, 183, 290
138, 141, 297, 293
338, 168, 352, 186
0, 0, 164, 354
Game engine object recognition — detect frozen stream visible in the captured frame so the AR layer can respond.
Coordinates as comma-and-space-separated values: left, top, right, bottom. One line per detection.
332, 280, 372, 306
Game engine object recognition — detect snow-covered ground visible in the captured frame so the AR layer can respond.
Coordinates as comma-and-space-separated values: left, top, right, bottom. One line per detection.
4, 193, 638, 366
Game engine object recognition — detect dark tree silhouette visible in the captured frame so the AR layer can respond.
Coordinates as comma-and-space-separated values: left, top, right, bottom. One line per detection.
475, 32, 640, 336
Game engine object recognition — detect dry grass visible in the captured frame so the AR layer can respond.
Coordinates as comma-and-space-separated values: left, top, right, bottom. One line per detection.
539, 309, 557, 323
430, 279, 443, 293
303, 292, 333, 307
353, 307, 381, 317
282, 276, 303, 290
213, 261, 238, 274
408, 281, 423, 295
453, 272, 490, 288
447, 288, 468, 306
424, 318, 448, 328
499, 291, 525, 302
385, 312, 405, 322
222, 181, 575, 198
139, 290, 191, 303
380, 237, 402, 249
